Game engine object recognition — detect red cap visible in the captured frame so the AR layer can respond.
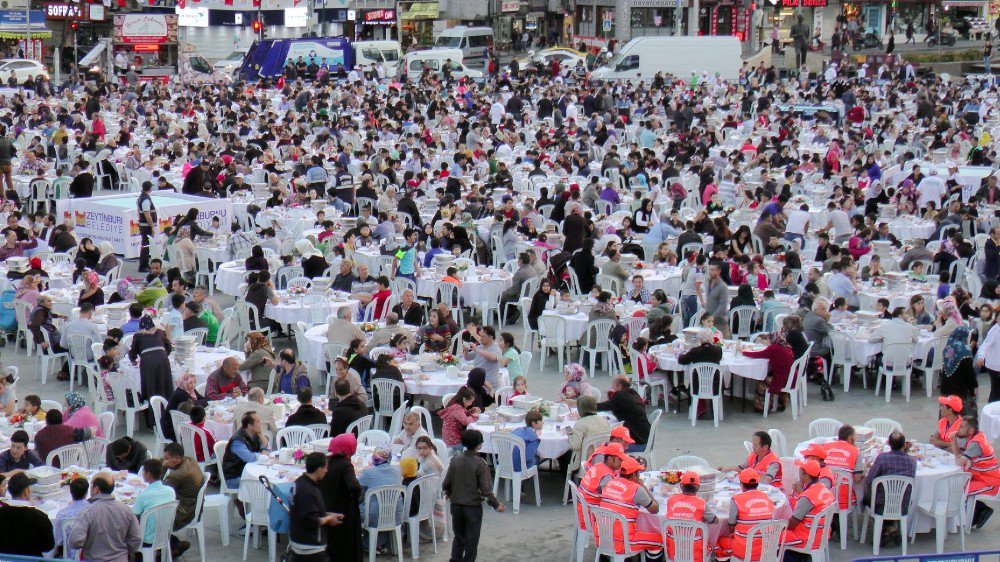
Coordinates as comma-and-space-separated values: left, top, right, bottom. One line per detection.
801, 444, 827, 460
619, 456, 645, 475
738, 468, 760, 485
796, 459, 823, 478
938, 395, 963, 413
600, 442, 628, 460
680, 471, 700, 485
610, 426, 635, 444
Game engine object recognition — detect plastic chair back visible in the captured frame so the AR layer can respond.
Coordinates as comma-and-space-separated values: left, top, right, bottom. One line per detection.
666, 455, 711, 470
660, 518, 709, 562
406, 474, 439, 522
862, 418, 903, 440
740, 519, 787, 562
872, 475, 915, 519
346, 415, 373, 436
358, 429, 391, 447
364, 485, 406, 532
687, 363, 722, 398
46, 443, 87, 468
808, 418, 844, 439
592, 506, 639, 557
491, 432, 528, 478
275, 426, 315, 448
307, 424, 330, 439
138, 500, 179, 553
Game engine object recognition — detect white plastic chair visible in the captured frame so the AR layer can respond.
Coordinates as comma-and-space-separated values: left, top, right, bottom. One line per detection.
98, 411, 115, 440
84, 437, 109, 469
767, 429, 789, 458
733, 519, 788, 562
358, 429, 391, 448
859, 475, 914, 556
410, 406, 435, 441
912, 335, 947, 397
763, 349, 809, 419
568, 483, 594, 562
239, 479, 277, 562
65, 333, 96, 392
909, 472, 969, 553
685, 363, 723, 427
491, 432, 541, 514
405, 474, 440, 559
212, 441, 235, 546
38, 328, 69, 385
784, 504, 836, 562
307, 424, 330, 440
137, 500, 179, 562
518, 298, 538, 350
275, 426, 315, 448
363, 485, 406, 562
666, 455, 711, 470
632, 409, 662, 469
591, 506, 643, 562
875, 342, 914, 403
105, 372, 150, 437
178, 423, 213, 470
371, 379, 405, 431
562, 432, 610, 505
84, 365, 113, 415
658, 518, 709, 562
808, 418, 844, 439
829, 331, 861, 391
728, 305, 758, 340
831, 468, 859, 550
578, 319, 616, 375
537, 315, 568, 371
346, 415, 374, 437
175, 474, 213, 562
148, 395, 170, 457
45, 443, 87, 468
863, 418, 903, 440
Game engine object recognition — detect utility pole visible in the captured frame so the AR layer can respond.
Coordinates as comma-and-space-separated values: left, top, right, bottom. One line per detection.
25, 0, 31, 58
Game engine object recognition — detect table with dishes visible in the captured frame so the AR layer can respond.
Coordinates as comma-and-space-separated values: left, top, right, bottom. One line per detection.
888, 217, 938, 241
830, 320, 936, 363
27, 465, 148, 520
239, 443, 398, 490
635, 466, 791, 543
203, 394, 331, 441
120, 347, 246, 389
214, 260, 282, 297
415, 267, 513, 305
398, 357, 479, 398
793, 435, 961, 533
651, 340, 770, 401
467, 403, 606, 460
264, 290, 360, 327
0, 259, 76, 290
541, 300, 650, 342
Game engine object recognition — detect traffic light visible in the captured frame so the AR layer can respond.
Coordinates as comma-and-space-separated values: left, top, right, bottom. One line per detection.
252, 19, 263, 38
70, 21, 78, 30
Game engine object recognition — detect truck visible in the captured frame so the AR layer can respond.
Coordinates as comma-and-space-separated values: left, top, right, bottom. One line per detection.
588, 36, 742, 82
239, 37, 403, 80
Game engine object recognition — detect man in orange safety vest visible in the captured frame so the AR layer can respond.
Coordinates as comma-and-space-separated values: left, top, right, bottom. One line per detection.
715, 468, 776, 561
953, 415, 1000, 529
664, 471, 717, 562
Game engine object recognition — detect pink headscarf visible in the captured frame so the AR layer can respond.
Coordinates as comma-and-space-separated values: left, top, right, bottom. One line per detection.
328, 433, 358, 457
85, 271, 99, 286
939, 297, 964, 326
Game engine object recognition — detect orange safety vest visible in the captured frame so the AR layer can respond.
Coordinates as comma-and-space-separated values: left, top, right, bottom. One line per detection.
745, 450, 783, 488
823, 440, 860, 508
731, 489, 776, 560
578, 462, 614, 528
665, 494, 707, 562
598, 477, 661, 554
785, 482, 835, 549
938, 417, 962, 443
966, 432, 1000, 496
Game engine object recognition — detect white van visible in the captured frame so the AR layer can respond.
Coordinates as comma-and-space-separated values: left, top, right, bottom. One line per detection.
589, 36, 741, 82
403, 49, 484, 81
433, 26, 494, 62
353, 40, 403, 75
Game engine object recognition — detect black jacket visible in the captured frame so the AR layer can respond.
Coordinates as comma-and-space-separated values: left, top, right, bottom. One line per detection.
290, 474, 327, 547
286, 404, 329, 427
392, 302, 424, 326
105, 437, 148, 473
222, 428, 263, 481
596, 389, 650, 445
0, 505, 55, 556
330, 395, 368, 436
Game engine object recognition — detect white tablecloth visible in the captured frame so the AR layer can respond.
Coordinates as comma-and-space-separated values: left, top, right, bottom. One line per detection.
402, 367, 469, 397
542, 310, 590, 341
265, 295, 359, 326
653, 349, 770, 381
120, 348, 245, 389
888, 219, 937, 241
982, 402, 1000, 441
216, 261, 251, 296
469, 418, 573, 460
415, 271, 512, 304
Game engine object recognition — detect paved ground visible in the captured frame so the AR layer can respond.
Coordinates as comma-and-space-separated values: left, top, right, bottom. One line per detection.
14, 195, 997, 561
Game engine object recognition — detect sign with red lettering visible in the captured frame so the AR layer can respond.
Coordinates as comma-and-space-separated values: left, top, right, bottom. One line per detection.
364, 8, 395, 21
801, 0, 827, 7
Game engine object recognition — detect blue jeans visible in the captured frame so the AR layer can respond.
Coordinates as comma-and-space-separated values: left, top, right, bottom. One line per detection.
449, 444, 465, 455
783, 233, 805, 248
626, 443, 646, 453
681, 295, 698, 328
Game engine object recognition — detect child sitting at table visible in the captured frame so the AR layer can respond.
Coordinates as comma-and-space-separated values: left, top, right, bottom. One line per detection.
559, 289, 574, 303
588, 285, 603, 301
937, 270, 951, 299
873, 297, 891, 319
559, 363, 592, 401
631, 337, 657, 379
700, 314, 723, 344
908, 261, 928, 282
830, 297, 851, 323
508, 376, 528, 405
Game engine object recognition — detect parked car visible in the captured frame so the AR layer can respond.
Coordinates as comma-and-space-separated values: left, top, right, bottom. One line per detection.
517, 47, 587, 70
213, 51, 246, 76
0, 59, 49, 84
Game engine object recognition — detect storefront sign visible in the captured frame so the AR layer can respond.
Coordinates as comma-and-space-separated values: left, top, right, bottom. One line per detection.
363, 8, 395, 22
113, 14, 177, 44
44, 3, 82, 20
501, 1, 521, 12
175, 6, 208, 27
285, 7, 308, 27
801, 0, 827, 6
89, 4, 104, 21
781, 0, 797, 6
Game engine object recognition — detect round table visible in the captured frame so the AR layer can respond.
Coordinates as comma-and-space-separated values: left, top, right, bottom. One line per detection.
830, 323, 935, 363
468, 418, 575, 460
401, 365, 469, 397
120, 348, 246, 389
982, 402, 1000, 441
542, 310, 590, 342
195, 242, 231, 264
265, 293, 359, 326
794, 437, 961, 533
889, 218, 937, 241
415, 269, 513, 304
630, 266, 682, 294
216, 261, 251, 296
653, 345, 770, 382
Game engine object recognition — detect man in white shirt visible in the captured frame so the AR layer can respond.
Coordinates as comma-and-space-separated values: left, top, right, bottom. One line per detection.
883, 307, 919, 349
489, 101, 505, 125
784, 203, 811, 247
977, 321, 1000, 402
824, 199, 852, 243
60, 303, 102, 360
916, 170, 947, 208
827, 261, 859, 310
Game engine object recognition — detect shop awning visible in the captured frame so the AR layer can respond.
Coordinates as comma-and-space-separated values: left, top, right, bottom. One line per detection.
402, 2, 439, 20
79, 42, 107, 66
0, 28, 51, 39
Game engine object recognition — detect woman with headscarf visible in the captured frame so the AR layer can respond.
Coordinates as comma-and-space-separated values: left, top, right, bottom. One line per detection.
823, 140, 841, 179
559, 363, 591, 401
239, 332, 275, 391
940, 305, 977, 408
63, 392, 103, 437
77, 271, 105, 308
741, 329, 795, 413
896, 179, 919, 214
321, 434, 363, 562
466, 367, 495, 409
730, 283, 757, 309
128, 315, 174, 401
95, 241, 120, 276
172, 226, 197, 279
296, 239, 329, 279
559, 394, 611, 476
108, 278, 135, 305
164, 372, 207, 440
15, 274, 41, 308
358, 444, 403, 555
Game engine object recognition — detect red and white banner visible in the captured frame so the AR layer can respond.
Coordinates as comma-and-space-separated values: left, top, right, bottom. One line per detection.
113, 14, 178, 44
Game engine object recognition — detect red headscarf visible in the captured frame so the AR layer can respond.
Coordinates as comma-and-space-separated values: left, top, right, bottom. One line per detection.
327, 433, 357, 457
